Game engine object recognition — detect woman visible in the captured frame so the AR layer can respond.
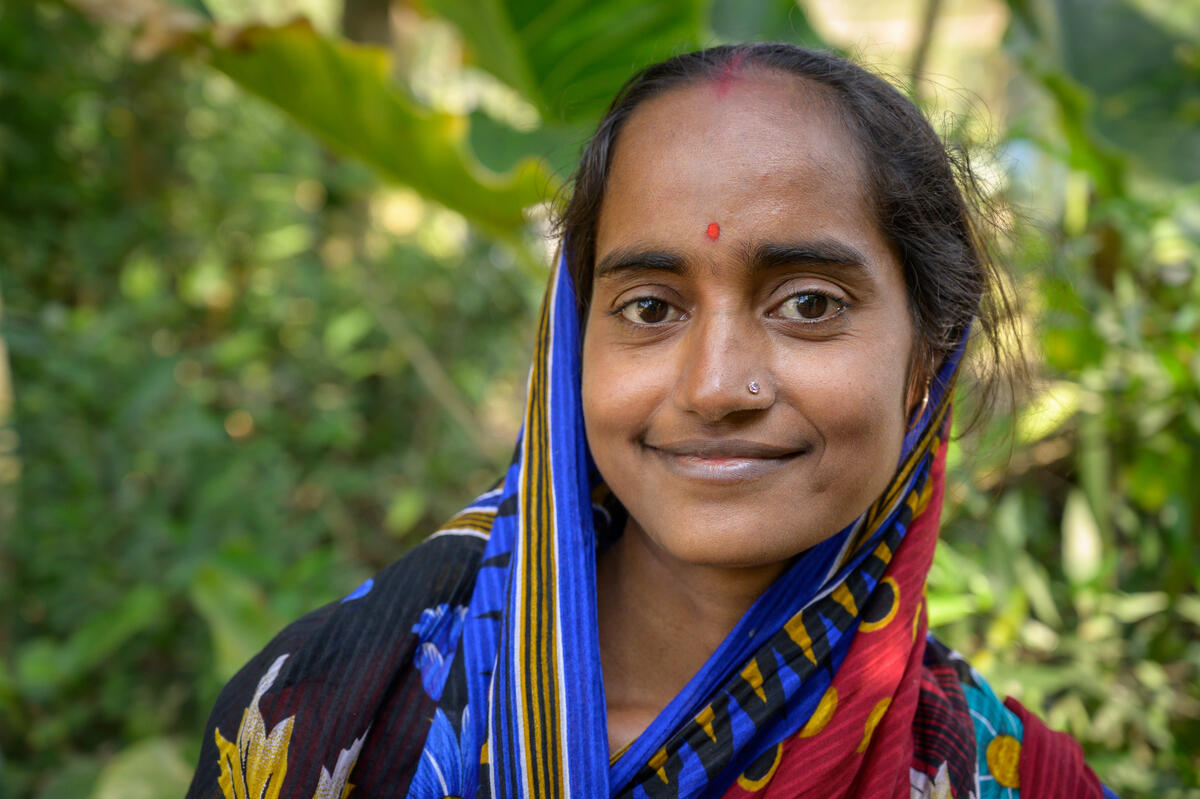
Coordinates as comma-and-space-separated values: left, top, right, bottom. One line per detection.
187, 44, 1116, 798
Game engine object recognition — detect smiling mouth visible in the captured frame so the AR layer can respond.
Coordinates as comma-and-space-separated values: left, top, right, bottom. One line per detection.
644, 439, 808, 484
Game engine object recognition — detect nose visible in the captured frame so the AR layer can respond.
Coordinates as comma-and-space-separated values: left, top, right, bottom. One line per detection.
672, 311, 773, 422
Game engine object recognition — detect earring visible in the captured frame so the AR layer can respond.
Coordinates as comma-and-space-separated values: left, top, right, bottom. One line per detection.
908, 383, 930, 430
748, 381, 761, 395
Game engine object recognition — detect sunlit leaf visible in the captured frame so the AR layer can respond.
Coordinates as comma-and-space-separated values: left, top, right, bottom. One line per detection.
386, 487, 427, 536
927, 593, 978, 627
1016, 379, 1082, 443
325, 308, 375, 356
201, 21, 555, 239
1107, 591, 1168, 624
90, 738, 192, 799
1062, 490, 1103, 585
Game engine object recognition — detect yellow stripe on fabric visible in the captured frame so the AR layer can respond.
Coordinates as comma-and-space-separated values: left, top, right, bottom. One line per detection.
440, 509, 497, 528
609, 740, 633, 765
649, 747, 669, 784
831, 584, 859, 617
861, 387, 954, 543
741, 659, 767, 703
434, 518, 495, 534
516, 277, 564, 796
783, 612, 819, 666
695, 705, 717, 743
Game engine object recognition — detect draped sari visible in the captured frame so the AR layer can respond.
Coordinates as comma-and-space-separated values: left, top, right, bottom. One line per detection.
186, 257, 1115, 799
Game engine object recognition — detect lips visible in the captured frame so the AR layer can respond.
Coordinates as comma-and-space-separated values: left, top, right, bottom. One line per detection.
644, 438, 808, 484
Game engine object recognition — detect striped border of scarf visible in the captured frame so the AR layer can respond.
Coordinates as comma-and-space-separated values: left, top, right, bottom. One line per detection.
436, 256, 965, 799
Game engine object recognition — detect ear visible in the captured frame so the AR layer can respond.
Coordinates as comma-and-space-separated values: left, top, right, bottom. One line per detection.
904, 345, 933, 421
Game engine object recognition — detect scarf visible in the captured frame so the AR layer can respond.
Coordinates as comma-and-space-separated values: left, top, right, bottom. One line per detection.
189, 255, 1116, 799
425, 254, 960, 798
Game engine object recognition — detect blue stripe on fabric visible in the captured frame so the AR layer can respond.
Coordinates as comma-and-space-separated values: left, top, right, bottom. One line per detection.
546, 257, 610, 797
460, 449, 524, 798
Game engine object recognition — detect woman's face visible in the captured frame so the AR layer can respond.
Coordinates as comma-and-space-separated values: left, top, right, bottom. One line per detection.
581, 70, 919, 570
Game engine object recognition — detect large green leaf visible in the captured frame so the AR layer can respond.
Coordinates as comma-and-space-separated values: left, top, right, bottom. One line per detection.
90, 738, 192, 799
1005, 0, 1200, 186
424, 0, 708, 123
201, 21, 555, 239
710, 0, 828, 46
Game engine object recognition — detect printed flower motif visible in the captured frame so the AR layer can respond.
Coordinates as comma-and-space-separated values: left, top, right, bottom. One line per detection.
910, 762, 968, 799
214, 653, 373, 799
406, 707, 474, 799
311, 728, 370, 799
411, 604, 468, 701
215, 654, 295, 799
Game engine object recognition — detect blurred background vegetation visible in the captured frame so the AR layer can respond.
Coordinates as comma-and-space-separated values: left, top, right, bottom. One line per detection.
0, 0, 1196, 795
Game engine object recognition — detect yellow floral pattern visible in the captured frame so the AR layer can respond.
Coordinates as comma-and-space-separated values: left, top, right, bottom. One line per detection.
213, 653, 369, 799
215, 654, 296, 799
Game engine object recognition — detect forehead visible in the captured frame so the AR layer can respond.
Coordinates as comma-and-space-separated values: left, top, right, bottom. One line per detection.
597, 70, 878, 254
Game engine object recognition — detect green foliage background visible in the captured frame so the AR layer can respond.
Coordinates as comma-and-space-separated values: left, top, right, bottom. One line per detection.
0, 0, 1196, 795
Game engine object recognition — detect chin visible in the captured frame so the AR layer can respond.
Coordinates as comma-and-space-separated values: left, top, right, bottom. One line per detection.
631, 509, 844, 571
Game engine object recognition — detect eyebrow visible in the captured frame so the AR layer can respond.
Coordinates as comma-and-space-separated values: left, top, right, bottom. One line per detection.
593, 239, 869, 281
751, 241, 868, 272
594, 247, 687, 279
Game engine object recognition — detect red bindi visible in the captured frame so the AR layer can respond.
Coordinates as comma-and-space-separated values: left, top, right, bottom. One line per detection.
713, 52, 746, 98
706, 222, 720, 240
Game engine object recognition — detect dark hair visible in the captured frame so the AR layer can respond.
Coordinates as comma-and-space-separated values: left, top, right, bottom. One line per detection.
554, 43, 1016, 410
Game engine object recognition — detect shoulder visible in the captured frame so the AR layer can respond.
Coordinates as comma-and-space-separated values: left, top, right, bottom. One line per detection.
185, 532, 487, 799
915, 636, 1118, 799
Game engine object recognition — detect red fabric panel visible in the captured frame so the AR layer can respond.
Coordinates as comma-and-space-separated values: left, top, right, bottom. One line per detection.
1003, 696, 1104, 799
720, 434, 950, 799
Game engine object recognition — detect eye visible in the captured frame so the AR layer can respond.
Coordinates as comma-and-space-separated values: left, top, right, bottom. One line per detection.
775, 292, 845, 322
617, 297, 683, 325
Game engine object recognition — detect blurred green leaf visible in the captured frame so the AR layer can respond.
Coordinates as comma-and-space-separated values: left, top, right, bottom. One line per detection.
424, 0, 707, 123
15, 639, 68, 700
15, 587, 165, 698
385, 487, 427, 537
1016, 380, 1081, 444
189, 565, 285, 682
1052, 0, 1200, 183
202, 21, 555, 239
1106, 591, 1168, 624
710, 0, 827, 44
37, 757, 103, 799
1062, 489, 1103, 585
90, 738, 192, 799
927, 594, 978, 627
324, 308, 374, 356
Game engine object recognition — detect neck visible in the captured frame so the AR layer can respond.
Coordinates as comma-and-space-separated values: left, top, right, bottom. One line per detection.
596, 519, 787, 754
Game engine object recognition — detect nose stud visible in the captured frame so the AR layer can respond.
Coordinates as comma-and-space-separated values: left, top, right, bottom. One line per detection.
748, 381, 761, 395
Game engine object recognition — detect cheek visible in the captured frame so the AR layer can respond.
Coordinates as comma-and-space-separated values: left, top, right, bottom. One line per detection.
582, 327, 671, 432
581, 332, 639, 458
780, 338, 911, 471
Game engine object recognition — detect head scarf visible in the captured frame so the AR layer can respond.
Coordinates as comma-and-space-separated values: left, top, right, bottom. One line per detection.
190, 253, 1117, 799
418, 254, 962, 798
